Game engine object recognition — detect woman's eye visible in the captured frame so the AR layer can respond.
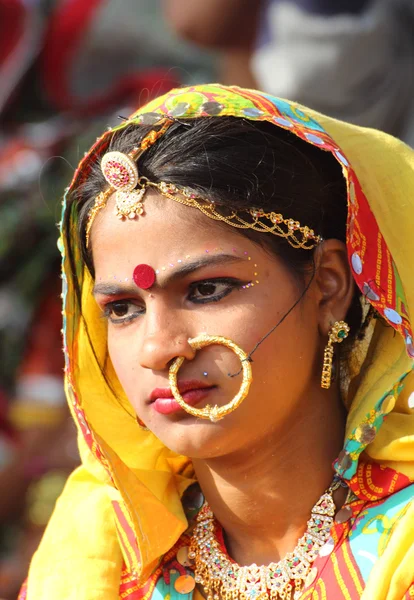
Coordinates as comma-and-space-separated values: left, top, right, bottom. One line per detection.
112, 301, 129, 317
189, 279, 246, 304
195, 282, 219, 297
103, 300, 143, 324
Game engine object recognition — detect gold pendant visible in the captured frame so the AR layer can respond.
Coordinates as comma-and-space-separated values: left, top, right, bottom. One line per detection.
115, 188, 146, 220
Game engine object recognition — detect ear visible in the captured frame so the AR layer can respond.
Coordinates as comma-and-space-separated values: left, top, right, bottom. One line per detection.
313, 239, 355, 336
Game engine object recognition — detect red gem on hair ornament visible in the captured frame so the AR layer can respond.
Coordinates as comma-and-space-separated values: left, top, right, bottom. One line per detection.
101, 151, 139, 191
133, 264, 156, 290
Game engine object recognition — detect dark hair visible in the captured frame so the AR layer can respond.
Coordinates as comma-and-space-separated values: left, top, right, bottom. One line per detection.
67, 117, 363, 337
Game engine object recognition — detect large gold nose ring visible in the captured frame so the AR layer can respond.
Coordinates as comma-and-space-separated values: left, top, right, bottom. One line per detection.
168, 334, 252, 422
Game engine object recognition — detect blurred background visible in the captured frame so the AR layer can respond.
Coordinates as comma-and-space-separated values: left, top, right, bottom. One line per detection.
0, 0, 413, 597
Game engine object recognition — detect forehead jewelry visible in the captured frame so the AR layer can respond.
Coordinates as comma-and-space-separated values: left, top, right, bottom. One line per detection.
168, 334, 252, 422
85, 117, 173, 247
85, 122, 321, 250
159, 183, 321, 250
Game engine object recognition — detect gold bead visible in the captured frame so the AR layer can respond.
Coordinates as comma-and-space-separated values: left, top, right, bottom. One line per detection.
174, 575, 196, 594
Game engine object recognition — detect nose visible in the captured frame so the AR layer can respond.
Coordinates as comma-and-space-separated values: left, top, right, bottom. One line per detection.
138, 311, 196, 372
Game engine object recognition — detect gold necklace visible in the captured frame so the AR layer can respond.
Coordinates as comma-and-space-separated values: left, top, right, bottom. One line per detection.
188, 479, 341, 600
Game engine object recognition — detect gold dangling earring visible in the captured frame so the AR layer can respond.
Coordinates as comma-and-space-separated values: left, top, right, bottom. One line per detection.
321, 320, 350, 389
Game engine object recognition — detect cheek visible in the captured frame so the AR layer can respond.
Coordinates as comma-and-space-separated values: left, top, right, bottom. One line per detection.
255, 323, 314, 382
243, 290, 319, 390
107, 330, 137, 388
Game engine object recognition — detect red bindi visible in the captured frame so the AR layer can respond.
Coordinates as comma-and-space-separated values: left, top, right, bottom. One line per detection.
133, 264, 156, 290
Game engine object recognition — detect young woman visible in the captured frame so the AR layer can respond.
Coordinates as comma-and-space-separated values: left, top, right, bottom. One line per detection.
21, 84, 414, 599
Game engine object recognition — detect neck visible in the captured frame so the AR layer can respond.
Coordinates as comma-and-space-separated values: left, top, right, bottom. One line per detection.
192, 386, 346, 566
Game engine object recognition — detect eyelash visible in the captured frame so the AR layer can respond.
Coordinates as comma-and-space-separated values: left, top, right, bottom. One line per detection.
102, 277, 249, 325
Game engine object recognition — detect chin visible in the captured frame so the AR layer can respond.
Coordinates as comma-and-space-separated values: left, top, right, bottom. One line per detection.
147, 418, 238, 460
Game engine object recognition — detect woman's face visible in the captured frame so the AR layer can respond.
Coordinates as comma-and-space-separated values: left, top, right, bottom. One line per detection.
92, 192, 325, 458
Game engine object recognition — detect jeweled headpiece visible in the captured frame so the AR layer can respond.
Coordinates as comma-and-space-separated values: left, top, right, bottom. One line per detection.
85, 119, 322, 249
85, 118, 173, 245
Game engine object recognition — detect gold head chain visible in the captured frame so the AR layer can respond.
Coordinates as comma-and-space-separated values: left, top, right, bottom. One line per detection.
85, 118, 322, 249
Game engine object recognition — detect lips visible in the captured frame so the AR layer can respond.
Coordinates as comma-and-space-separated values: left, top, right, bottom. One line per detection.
149, 380, 216, 416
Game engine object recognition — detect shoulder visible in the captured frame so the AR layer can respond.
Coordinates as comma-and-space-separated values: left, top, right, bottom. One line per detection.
300, 484, 414, 599
343, 484, 414, 598
351, 484, 414, 585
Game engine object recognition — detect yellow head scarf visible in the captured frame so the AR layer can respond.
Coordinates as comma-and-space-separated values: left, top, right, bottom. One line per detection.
26, 85, 414, 599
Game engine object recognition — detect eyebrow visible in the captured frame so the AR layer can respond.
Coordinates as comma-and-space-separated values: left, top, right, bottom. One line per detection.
93, 253, 246, 296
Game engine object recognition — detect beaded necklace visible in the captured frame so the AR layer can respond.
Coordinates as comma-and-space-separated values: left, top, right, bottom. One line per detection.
188, 478, 343, 600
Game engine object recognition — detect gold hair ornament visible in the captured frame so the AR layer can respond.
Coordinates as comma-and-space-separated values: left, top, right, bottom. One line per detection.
168, 334, 252, 422
85, 127, 322, 249
321, 320, 350, 389
152, 182, 321, 249
85, 118, 173, 246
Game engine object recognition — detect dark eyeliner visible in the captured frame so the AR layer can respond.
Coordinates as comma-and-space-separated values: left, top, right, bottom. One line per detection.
111, 313, 141, 325
188, 277, 250, 305
102, 300, 144, 324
